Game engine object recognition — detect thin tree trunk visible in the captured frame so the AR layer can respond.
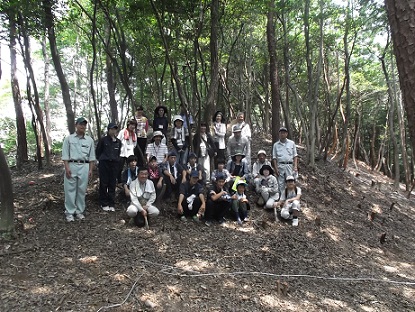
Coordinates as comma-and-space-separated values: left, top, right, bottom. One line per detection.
19, 13, 51, 167
43, 0, 74, 133
380, 49, 400, 187
10, 14, 28, 168
205, 0, 219, 124
41, 36, 52, 159
89, 0, 101, 138
267, 0, 281, 142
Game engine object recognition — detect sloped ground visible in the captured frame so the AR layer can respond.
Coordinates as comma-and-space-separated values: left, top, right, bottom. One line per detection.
1, 135, 414, 312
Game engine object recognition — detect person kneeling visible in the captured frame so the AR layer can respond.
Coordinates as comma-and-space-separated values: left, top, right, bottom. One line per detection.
274, 175, 301, 226
231, 180, 250, 226
127, 167, 160, 227
257, 164, 279, 208
205, 173, 232, 226
178, 170, 205, 222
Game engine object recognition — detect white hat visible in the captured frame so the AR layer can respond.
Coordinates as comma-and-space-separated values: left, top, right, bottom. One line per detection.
173, 115, 184, 122
257, 150, 267, 156
152, 131, 164, 138
286, 175, 295, 181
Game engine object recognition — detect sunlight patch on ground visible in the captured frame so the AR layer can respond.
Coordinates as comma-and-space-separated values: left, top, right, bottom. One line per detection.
260, 295, 297, 310
30, 286, 52, 295
324, 226, 342, 242
113, 273, 128, 282
222, 280, 236, 289
39, 173, 55, 179
261, 245, 270, 252
321, 298, 350, 310
402, 287, 415, 301
175, 259, 213, 272
383, 265, 398, 273
79, 256, 99, 264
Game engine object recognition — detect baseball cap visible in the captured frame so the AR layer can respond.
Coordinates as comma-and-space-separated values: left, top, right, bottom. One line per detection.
152, 131, 164, 138
279, 127, 288, 132
232, 125, 242, 132
76, 117, 87, 124
190, 170, 199, 178
168, 151, 177, 157
107, 122, 118, 130
257, 150, 267, 156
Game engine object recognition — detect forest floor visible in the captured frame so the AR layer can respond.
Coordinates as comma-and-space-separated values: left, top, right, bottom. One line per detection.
1, 133, 415, 312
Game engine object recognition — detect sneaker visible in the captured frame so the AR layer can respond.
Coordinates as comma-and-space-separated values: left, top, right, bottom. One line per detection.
243, 217, 250, 222
180, 216, 187, 222
66, 214, 75, 222
108, 207, 115, 212
292, 218, 299, 226
237, 218, 243, 226
218, 217, 225, 225
205, 220, 212, 227
102, 206, 111, 212
75, 213, 85, 220
192, 215, 200, 222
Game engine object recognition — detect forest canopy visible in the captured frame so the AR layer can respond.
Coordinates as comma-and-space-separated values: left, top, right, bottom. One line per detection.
0, 0, 412, 188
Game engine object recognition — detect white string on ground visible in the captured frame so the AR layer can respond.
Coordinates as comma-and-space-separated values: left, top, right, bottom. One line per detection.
95, 260, 414, 311
140, 259, 415, 286
96, 273, 143, 312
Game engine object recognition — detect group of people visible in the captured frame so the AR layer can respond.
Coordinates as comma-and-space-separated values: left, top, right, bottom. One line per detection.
61, 109, 302, 227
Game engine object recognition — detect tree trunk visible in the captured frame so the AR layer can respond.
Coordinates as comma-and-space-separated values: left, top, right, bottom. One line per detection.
10, 14, 28, 168
267, 0, 281, 143
380, 49, 400, 187
205, 0, 220, 125
0, 147, 14, 235
43, 0, 75, 133
41, 35, 52, 159
105, 33, 118, 124
385, 0, 415, 186
19, 13, 51, 167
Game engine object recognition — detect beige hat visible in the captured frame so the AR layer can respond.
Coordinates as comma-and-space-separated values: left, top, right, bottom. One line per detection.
257, 150, 267, 156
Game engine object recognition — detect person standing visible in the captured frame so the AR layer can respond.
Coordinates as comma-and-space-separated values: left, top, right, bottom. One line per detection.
272, 127, 298, 194
96, 122, 121, 212
212, 111, 227, 167
117, 119, 137, 181
152, 105, 169, 143
226, 125, 250, 162
134, 106, 149, 166
62, 117, 96, 222
233, 112, 251, 166
193, 122, 215, 182
171, 115, 190, 166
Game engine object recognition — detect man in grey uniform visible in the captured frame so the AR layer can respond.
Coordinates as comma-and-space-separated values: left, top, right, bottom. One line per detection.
62, 117, 96, 222
272, 127, 298, 194
226, 125, 250, 162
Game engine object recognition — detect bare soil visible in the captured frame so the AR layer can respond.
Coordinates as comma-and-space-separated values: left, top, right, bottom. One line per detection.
1, 134, 414, 312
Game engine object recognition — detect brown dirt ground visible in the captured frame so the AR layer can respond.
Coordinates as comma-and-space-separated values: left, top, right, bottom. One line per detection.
1, 133, 415, 312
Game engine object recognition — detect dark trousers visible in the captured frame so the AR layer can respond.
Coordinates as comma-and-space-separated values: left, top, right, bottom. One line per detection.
214, 144, 226, 167
118, 157, 127, 182
164, 176, 181, 199
231, 200, 248, 221
135, 138, 147, 166
205, 199, 230, 221
180, 197, 202, 217
99, 160, 119, 207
